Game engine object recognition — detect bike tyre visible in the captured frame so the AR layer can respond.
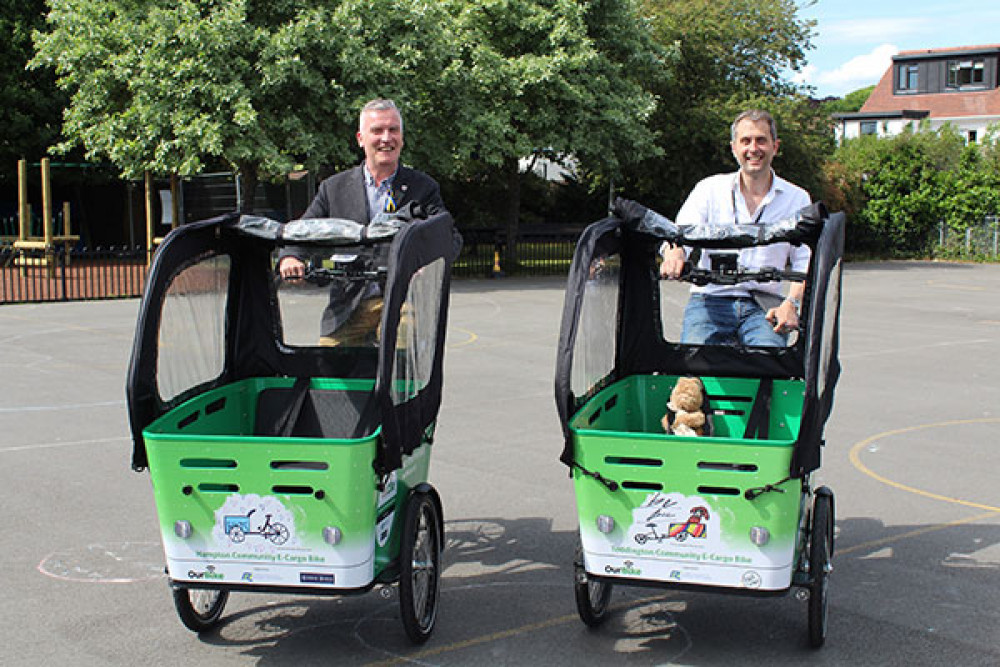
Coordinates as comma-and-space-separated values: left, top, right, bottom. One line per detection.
399, 491, 441, 644
574, 547, 613, 628
173, 587, 229, 633
808, 490, 834, 648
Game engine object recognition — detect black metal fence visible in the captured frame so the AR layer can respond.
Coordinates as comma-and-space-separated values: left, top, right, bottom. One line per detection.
1, 227, 583, 305
0, 244, 149, 305
454, 226, 581, 278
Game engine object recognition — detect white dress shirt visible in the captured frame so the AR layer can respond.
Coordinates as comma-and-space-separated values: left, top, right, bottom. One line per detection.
669, 171, 811, 298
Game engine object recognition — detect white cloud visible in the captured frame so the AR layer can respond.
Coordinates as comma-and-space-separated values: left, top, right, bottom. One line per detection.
815, 44, 899, 96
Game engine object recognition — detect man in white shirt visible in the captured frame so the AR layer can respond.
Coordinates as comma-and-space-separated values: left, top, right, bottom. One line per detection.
659, 109, 810, 346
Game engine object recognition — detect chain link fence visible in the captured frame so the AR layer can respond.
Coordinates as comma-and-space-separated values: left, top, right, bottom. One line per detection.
937, 216, 1000, 259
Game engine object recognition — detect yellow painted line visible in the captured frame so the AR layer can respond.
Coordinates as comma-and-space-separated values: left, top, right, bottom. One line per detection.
848, 418, 1000, 513
446, 326, 478, 349
364, 593, 668, 666
373, 421, 1000, 665
837, 510, 1000, 556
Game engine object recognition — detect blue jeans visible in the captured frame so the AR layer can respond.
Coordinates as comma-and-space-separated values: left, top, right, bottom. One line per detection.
681, 294, 788, 347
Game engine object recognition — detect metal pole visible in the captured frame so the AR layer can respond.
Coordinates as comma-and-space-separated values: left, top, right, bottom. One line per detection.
144, 172, 155, 265
41, 158, 54, 278
170, 174, 180, 229
17, 159, 28, 242
127, 181, 135, 247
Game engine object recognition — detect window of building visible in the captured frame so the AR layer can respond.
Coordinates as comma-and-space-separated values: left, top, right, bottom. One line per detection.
860, 121, 878, 136
947, 59, 985, 88
968, 130, 978, 144
897, 64, 918, 91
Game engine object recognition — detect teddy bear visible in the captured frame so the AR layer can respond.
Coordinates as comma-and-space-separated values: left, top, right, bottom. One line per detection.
661, 376, 709, 437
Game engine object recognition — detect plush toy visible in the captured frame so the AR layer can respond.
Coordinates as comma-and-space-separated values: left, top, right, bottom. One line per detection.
661, 376, 709, 436
669, 409, 706, 437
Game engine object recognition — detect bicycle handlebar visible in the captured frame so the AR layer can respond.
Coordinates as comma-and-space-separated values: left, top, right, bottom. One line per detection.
669, 261, 807, 287
302, 266, 386, 285
276, 264, 387, 286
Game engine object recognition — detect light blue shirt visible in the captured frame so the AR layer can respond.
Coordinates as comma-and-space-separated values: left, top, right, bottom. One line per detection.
363, 165, 398, 221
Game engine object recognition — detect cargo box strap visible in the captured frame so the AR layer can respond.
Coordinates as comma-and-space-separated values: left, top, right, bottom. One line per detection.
572, 461, 619, 492
745, 475, 793, 500
275, 376, 312, 437
743, 377, 773, 440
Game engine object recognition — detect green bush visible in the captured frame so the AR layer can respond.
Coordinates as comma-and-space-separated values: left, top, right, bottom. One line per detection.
824, 123, 999, 258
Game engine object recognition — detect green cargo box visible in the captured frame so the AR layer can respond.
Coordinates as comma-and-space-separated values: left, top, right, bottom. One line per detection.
143, 377, 430, 592
571, 375, 807, 591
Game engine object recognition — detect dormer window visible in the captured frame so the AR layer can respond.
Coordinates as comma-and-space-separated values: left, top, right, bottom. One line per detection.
897, 64, 919, 92
947, 59, 985, 88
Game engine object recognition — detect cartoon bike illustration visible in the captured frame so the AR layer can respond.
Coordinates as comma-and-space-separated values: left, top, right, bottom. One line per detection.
634, 522, 670, 545
666, 506, 709, 542
634, 506, 710, 544
224, 509, 289, 545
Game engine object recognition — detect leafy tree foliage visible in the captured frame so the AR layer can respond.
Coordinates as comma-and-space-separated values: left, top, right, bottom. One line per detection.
433, 0, 659, 264
31, 0, 457, 208
939, 141, 1000, 235
0, 0, 66, 187
616, 0, 822, 216
823, 123, 1000, 257
820, 85, 875, 115
32, 0, 656, 237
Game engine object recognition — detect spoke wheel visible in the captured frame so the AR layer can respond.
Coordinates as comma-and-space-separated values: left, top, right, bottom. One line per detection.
574, 547, 613, 627
269, 523, 289, 545
399, 492, 441, 643
808, 490, 834, 648
173, 587, 229, 633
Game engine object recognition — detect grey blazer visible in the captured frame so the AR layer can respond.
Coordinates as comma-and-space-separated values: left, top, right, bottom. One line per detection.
301, 165, 445, 222
289, 164, 446, 338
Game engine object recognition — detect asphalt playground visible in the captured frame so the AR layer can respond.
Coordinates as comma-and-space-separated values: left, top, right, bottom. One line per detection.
2, 261, 1000, 666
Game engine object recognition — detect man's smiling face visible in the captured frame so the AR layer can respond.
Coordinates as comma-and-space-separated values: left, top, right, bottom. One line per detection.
731, 118, 778, 177
358, 108, 404, 177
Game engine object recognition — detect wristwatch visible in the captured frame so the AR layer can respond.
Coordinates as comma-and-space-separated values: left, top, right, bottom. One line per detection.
785, 296, 801, 311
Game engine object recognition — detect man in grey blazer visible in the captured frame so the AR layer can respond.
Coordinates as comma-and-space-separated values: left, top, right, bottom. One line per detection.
278, 98, 446, 345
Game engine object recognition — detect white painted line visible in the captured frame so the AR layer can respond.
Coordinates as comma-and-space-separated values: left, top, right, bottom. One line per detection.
0, 436, 128, 454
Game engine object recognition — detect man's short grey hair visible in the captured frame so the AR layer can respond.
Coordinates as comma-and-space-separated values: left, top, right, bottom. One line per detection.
731, 109, 777, 142
359, 98, 403, 132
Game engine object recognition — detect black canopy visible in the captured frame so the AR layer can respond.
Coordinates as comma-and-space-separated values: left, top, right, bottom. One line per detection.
554, 201, 845, 477
126, 207, 457, 474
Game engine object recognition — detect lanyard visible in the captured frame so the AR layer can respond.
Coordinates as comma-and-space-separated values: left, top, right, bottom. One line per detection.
732, 185, 766, 224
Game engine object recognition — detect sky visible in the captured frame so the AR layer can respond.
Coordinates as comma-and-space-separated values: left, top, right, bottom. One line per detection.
792, 1, 1000, 98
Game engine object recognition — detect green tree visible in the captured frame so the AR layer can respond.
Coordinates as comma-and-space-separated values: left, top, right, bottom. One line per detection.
617, 0, 821, 216
31, 0, 456, 210
825, 124, 966, 256
0, 0, 66, 188
438, 0, 659, 265
820, 85, 874, 115
939, 144, 1000, 234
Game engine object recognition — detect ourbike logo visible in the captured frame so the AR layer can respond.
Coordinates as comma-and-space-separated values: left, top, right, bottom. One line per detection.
605, 560, 642, 576
188, 565, 224, 581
